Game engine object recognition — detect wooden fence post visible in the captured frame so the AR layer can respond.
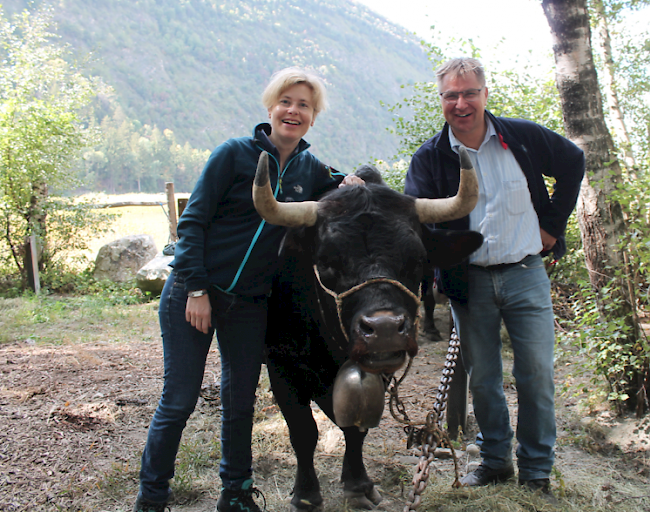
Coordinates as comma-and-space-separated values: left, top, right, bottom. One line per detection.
165, 182, 178, 242
25, 234, 41, 294
177, 198, 188, 219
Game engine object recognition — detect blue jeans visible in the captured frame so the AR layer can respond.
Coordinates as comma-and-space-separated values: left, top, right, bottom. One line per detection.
138, 272, 267, 502
450, 254, 556, 481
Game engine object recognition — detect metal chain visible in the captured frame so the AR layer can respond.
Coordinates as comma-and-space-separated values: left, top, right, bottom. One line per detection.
386, 326, 463, 511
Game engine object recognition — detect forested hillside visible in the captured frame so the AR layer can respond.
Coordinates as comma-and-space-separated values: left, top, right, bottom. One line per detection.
2, 0, 434, 179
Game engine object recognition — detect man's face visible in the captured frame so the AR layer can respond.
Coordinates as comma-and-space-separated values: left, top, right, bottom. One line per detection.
439, 73, 488, 144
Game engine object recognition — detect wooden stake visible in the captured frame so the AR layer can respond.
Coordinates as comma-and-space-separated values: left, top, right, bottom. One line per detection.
166, 183, 178, 242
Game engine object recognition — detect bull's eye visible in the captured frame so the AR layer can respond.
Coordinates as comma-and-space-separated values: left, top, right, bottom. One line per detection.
316, 247, 344, 284
403, 258, 424, 286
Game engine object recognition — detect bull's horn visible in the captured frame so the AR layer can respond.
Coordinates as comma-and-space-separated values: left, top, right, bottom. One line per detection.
252, 151, 319, 227
415, 146, 479, 224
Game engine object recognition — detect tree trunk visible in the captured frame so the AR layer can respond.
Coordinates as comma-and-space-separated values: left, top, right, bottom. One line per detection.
27, 181, 48, 272
592, 0, 636, 170
542, 0, 643, 412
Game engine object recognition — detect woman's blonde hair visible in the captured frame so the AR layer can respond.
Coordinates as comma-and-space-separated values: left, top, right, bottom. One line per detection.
262, 67, 328, 115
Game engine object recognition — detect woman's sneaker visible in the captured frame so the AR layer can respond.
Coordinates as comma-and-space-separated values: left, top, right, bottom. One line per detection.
132, 494, 170, 512
216, 479, 265, 512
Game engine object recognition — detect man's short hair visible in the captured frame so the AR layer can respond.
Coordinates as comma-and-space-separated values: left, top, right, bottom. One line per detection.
262, 67, 328, 115
436, 58, 486, 91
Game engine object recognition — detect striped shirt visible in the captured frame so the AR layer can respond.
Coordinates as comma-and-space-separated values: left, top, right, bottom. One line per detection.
448, 119, 542, 266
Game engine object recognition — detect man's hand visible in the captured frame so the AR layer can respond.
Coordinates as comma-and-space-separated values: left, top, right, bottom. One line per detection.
339, 175, 365, 187
186, 294, 212, 334
540, 228, 557, 252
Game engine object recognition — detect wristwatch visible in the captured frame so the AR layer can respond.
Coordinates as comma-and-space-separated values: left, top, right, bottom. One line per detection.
187, 289, 208, 298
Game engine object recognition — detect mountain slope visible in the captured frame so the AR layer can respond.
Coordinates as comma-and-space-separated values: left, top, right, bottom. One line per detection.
2, 0, 434, 171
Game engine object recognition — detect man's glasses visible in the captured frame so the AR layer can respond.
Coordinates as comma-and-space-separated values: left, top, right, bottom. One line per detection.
439, 87, 484, 104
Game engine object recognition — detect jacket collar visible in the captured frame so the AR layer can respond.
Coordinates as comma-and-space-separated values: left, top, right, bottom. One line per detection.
253, 123, 311, 160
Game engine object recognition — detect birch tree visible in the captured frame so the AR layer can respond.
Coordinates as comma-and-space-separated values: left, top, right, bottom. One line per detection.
590, 0, 650, 170
542, 0, 646, 413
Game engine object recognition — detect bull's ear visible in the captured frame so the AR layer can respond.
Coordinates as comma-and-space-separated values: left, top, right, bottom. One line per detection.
423, 230, 484, 269
280, 224, 317, 255
353, 164, 384, 185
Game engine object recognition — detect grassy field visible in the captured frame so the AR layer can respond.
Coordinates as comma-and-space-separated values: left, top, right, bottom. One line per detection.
80, 193, 190, 260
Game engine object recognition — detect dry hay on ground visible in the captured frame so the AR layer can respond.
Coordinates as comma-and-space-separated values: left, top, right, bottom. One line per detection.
0, 304, 649, 511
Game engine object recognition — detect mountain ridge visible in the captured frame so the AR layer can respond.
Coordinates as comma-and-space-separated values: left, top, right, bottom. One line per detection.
2, 0, 435, 172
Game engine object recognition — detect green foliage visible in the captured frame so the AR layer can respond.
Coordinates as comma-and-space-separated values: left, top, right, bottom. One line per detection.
589, 0, 650, 165
0, 6, 111, 282
74, 105, 211, 193
487, 66, 563, 134
556, 160, 650, 412
612, 30, 650, 164
375, 159, 409, 192
563, 277, 646, 411
0, 259, 151, 303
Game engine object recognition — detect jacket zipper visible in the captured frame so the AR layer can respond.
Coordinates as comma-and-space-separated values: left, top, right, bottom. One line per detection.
221, 150, 301, 293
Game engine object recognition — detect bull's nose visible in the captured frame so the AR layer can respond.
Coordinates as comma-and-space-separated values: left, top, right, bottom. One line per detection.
358, 314, 406, 336
355, 314, 409, 351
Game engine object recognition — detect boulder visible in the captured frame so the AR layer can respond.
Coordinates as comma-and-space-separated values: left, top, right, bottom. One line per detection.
94, 234, 158, 283
136, 252, 174, 295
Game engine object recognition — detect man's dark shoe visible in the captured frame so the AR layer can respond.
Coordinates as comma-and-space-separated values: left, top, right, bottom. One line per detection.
460, 463, 515, 486
132, 494, 170, 512
216, 479, 265, 512
520, 478, 559, 505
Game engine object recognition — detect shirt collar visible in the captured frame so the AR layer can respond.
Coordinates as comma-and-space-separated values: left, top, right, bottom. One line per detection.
448, 116, 497, 153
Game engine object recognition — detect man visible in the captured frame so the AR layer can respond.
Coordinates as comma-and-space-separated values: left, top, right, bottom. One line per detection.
404, 57, 584, 498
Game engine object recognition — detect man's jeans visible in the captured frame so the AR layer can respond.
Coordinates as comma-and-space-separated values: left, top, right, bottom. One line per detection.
138, 272, 267, 502
451, 254, 556, 481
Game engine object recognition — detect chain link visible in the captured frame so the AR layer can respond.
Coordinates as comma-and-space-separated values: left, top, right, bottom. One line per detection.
387, 327, 463, 511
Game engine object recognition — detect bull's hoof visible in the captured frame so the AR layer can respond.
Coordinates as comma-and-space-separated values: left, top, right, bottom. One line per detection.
343, 486, 382, 509
290, 495, 323, 511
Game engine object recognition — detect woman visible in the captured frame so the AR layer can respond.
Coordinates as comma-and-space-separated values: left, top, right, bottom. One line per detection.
132, 68, 360, 512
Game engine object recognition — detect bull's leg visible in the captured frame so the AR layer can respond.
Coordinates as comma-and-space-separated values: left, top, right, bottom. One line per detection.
282, 404, 323, 511
316, 396, 382, 510
340, 427, 382, 509
266, 361, 323, 511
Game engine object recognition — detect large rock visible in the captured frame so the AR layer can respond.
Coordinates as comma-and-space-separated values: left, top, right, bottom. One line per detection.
94, 235, 158, 283
136, 252, 174, 295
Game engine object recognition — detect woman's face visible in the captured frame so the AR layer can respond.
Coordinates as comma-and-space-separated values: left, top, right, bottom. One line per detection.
268, 83, 316, 148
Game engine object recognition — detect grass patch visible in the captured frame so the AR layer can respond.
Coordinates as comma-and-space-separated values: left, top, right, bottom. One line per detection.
0, 292, 159, 345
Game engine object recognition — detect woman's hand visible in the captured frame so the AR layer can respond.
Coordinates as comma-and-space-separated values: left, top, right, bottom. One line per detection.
339, 175, 365, 187
186, 294, 212, 334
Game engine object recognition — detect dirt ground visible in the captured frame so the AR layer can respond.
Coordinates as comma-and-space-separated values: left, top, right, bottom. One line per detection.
1, 303, 649, 512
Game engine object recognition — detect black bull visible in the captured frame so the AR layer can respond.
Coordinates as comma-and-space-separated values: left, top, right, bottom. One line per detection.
253, 150, 482, 511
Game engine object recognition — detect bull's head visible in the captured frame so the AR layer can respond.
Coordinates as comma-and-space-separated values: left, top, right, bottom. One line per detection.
253, 148, 479, 228
253, 149, 479, 372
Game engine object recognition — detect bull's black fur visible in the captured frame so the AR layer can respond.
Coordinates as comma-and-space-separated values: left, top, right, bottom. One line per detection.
265, 174, 482, 510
